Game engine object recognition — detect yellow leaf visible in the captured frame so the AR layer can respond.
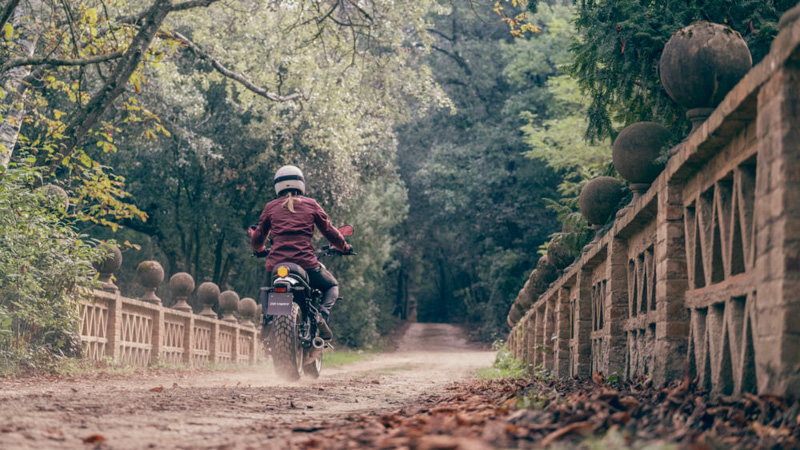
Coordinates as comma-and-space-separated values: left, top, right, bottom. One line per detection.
3, 23, 12, 40
84, 8, 98, 25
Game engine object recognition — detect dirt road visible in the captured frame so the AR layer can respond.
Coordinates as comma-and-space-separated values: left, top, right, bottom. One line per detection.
0, 323, 495, 449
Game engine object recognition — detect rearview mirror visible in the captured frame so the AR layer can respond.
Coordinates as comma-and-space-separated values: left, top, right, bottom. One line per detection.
339, 225, 354, 237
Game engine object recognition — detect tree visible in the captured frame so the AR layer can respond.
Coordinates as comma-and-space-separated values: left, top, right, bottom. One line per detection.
396, 1, 560, 340
81, 0, 448, 346
498, 0, 797, 140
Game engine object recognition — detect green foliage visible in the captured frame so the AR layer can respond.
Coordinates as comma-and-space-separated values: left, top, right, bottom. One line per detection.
78, 1, 445, 347
0, 167, 104, 374
476, 341, 525, 380
323, 349, 373, 367
507, 2, 613, 257
571, 0, 796, 140
500, 0, 797, 140
396, 2, 560, 341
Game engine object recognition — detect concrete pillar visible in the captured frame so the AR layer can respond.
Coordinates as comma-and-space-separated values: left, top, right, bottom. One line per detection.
183, 314, 194, 365
554, 287, 571, 378
151, 307, 165, 365
607, 238, 630, 377
573, 268, 593, 378
105, 292, 123, 360
654, 181, 690, 385
754, 63, 800, 395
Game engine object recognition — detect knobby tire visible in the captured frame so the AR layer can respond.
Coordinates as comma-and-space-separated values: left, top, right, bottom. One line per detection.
270, 303, 303, 381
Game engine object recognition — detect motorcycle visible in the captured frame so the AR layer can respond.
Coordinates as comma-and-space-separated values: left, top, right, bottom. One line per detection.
248, 225, 355, 381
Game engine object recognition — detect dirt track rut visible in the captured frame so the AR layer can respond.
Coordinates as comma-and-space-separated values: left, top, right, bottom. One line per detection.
0, 323, 495, 449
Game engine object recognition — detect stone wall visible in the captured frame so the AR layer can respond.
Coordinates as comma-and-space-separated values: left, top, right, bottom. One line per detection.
508, 9, 800, 397
80, 255, 260, 367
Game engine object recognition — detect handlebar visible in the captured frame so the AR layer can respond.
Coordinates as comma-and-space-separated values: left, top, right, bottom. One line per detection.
315, 245, 356, 257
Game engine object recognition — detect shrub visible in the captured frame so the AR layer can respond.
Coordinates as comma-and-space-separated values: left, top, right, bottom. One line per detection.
0, 167, 103, 374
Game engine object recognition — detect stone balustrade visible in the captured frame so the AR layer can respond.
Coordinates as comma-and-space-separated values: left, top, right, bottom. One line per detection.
79, 252, 260, 367
507, 7, 800, 397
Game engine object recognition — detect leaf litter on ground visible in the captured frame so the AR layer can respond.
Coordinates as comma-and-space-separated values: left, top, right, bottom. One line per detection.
291, 374, 799, 449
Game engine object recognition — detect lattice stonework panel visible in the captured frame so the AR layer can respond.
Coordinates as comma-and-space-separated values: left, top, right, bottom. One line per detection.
688, 293, 757, 395
79, 301, 109, 361
684, 158, 756, 290
624, 244, 657, 380
684, 155, 758, 395
590, 278, 607, 375
218, 330, 233, 363
192, 324, 211, 365
161, 319, 185, 364
119, 310, 153, 366
628, 247, 656, 317
238, 333, 252, 363
625, 326, 655, 379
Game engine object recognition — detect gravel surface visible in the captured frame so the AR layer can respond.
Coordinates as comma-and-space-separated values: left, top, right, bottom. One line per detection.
0, 323, 494, 449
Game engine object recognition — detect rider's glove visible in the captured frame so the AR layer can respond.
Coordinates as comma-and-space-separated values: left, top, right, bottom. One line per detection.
343, 244, 355, 255
254, 246, 269, 258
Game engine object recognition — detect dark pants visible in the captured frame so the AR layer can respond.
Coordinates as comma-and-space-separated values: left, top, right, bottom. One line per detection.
264, 266, 339, 319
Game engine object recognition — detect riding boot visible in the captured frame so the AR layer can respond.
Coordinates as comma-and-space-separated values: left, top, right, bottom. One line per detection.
317, 315, 333, 340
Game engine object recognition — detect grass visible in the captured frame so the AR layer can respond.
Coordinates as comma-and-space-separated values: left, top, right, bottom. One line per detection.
475, 342, 526, 380
323, 349, 374, 367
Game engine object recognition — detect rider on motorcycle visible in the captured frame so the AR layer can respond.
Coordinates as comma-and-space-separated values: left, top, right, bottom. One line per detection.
250, 165, 353, 340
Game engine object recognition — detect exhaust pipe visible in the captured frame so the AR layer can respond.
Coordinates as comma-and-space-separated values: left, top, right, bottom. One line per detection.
304, 337, 325, 364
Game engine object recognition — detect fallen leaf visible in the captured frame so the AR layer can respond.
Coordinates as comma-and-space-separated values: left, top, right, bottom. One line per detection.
540, 421, 595, 447
82, 434, 105, 444
150, 386, 164, 393
751, 421, 790, 437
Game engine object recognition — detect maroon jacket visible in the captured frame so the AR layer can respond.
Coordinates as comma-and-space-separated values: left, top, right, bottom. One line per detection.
250, 195, 349, 271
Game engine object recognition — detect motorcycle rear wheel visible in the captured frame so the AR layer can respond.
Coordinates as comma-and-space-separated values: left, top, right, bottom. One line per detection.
269, 303, 304, 381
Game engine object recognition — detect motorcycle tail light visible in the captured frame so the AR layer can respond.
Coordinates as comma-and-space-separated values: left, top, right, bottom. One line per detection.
274, 287, 287, 293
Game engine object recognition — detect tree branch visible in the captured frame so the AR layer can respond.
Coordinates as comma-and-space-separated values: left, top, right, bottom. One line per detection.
0, 51, 124, 73
168, 31, 302, 102
431, 45, 472, 76
427, 28, 454, 42
169, 0, 218, 13
0, 0, 20, 32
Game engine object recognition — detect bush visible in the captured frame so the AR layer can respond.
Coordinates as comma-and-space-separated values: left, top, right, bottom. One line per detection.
0, 167, 103, 374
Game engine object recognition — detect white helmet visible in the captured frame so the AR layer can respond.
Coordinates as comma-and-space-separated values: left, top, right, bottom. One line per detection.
274, 165, 305, 196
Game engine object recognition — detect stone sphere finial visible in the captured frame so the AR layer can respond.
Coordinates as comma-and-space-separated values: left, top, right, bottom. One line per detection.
547, 240, 573, 271
613, 122, 672, 194
197, 282, 220, 318
137, 260, 164, 305
508, 303, 522, 325
37, 184, 69, 212
659, 22, 752, 134
779, 3, 800, 29
238, 297, 258, 328
579, 176, 626, 227
93, 243, 122, 293
535, 256, 558, 286
169, 272, 195, 313
219, 290, 240, 322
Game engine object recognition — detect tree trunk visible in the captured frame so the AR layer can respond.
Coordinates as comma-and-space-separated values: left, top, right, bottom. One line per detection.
0, 3, 38, 168
212, 233, 225, 284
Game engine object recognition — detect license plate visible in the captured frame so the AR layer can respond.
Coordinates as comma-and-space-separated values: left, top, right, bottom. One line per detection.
264, 291, 294, 316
